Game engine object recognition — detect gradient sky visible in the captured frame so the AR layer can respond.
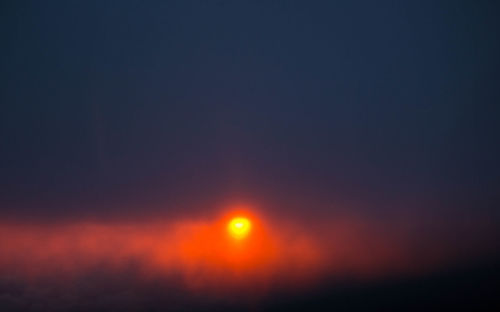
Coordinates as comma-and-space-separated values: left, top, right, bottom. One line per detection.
2, 0, 500, 221
0, 1, 500, 310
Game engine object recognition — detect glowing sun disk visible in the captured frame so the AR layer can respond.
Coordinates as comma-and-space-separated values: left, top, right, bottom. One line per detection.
228, 217, 251, 239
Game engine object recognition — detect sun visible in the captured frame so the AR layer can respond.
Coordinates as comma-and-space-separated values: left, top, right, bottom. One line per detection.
228, 217, 251, 240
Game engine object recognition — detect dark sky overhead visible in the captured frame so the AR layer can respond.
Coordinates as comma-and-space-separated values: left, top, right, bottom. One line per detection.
1, 1, 500, 311
1, 0, 500, 219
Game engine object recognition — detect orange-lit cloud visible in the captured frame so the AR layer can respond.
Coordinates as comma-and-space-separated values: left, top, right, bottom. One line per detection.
0, 209, 324, 293
0, 207, 494, 295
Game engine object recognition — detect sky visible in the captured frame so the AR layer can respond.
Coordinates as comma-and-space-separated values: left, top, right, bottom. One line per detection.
1, 0, 500, 311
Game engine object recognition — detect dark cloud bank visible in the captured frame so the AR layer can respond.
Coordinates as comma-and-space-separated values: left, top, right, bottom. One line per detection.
1, 260, 499, 312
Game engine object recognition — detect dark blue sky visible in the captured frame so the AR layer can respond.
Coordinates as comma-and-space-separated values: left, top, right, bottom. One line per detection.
1, 0, 499, 221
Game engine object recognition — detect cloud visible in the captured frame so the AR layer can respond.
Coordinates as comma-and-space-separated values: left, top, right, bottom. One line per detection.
1, 208, 498, 311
